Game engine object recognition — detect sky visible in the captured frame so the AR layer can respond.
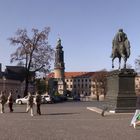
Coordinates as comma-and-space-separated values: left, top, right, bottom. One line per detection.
0, 0, 140, 72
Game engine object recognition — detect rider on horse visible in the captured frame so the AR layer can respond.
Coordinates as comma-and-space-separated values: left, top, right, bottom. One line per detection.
111, 29, 131, 69
111, 29, 127, 57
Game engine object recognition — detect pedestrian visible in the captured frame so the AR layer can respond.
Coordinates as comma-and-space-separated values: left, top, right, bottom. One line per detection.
101, 107, 108, 117
0, 91, 6, 113
7, 91, 14, 112
35, 92, 42, 115
130, 95, 140, 128
26, 92, 34, 116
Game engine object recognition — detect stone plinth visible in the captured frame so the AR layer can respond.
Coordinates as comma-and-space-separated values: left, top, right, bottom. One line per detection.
106, 69, 137, 113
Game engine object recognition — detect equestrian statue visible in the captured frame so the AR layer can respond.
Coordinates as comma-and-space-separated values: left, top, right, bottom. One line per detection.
111, 29, 131, 69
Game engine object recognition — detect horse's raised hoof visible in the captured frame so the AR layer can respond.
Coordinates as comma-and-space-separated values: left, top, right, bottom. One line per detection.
112, 65, 114, 68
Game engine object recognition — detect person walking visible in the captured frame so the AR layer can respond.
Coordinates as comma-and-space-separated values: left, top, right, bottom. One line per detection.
130, 95, 140, 128
7, 91, 14, 112
35, 92, 42, 115
26, 92, 34, 116
0, 91, 6, 113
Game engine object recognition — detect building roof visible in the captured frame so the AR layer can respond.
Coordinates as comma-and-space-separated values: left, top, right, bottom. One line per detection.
4, 66, 27, 81
0, 65, 35, 82
47, 71, 108, 79
5, 66, 26, 74
65, 72, 94, 78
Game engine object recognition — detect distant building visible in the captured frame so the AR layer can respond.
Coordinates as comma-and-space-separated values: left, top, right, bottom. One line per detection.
0, 64, 35, 99
46, 38, 108, 99
47, 71, 108, 99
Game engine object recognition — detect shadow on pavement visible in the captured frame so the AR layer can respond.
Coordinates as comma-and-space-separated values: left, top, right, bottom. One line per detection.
42, 112, 80, 116
12, 111, 26, 113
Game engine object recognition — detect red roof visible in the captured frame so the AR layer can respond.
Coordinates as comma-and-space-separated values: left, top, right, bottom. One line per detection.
47, 71, 108, 79
47, 73, 54, 78
65, 72, 95, 78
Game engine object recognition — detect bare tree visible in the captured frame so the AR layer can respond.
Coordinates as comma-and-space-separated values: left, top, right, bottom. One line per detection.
135, 56, 140, 74
92, 71, 108, 100
9, 27, 54, 96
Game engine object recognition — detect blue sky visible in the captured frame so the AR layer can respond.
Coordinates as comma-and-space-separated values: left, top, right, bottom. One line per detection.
0, 0, 140, 72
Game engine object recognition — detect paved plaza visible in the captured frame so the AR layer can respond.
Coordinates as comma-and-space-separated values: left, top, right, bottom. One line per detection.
0, 101, 140, 140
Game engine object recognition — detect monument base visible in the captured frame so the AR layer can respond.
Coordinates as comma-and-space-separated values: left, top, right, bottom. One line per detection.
106, 69, 137, 113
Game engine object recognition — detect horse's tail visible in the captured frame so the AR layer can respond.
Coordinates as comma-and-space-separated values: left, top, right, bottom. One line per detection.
111, 39, 117, 58
125, 40, 131, 58
127, 47, 130, 58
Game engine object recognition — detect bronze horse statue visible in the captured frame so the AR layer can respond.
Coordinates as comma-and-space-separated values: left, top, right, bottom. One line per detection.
111, 39, 130, 69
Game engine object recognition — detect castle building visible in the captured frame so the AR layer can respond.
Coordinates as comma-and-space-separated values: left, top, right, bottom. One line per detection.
48, 38, 66, 95
47, 71, 108, 99
54, 38, 65, 79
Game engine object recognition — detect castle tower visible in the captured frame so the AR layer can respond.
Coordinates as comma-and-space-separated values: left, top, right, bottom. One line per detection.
53, 38, 66, 95
54, 38, 65, 79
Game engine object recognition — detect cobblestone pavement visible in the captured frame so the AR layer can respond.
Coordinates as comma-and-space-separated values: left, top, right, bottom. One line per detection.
0, 101, 140, 140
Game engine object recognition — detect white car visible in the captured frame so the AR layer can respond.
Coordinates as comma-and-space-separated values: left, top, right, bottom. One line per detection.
16, 95, 52, 104
16, 96, 28, 104
16, 95, 35, 105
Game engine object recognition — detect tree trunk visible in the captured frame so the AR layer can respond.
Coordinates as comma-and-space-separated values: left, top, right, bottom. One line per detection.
24, 71, 30, 97
24, 79, 29, 96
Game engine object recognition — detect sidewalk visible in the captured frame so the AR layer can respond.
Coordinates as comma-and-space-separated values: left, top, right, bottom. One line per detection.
87, 106, 133, 115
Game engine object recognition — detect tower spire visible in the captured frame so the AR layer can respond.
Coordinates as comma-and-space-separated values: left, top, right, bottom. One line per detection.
54, 38, 65, 78
53, 38, 66, 95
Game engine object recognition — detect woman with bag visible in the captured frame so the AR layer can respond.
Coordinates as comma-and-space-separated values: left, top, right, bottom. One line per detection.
130, 95, 140, 128
26, 92, 34, 116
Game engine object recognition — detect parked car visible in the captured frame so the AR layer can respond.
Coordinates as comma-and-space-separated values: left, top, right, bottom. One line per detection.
73, 95, 80, 101
50, 95, 67, 103
16, 94, 53, 104
16, 95, 39, 104
15, 96, 31, 104
41, 95, 53, 104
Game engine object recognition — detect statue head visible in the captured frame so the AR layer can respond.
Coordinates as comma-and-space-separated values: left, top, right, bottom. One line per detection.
57, 38, 61, 45
118, 28, 123, 32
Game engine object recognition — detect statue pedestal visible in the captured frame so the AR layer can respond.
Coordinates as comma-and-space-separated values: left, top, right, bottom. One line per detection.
106, 69, 137, 113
